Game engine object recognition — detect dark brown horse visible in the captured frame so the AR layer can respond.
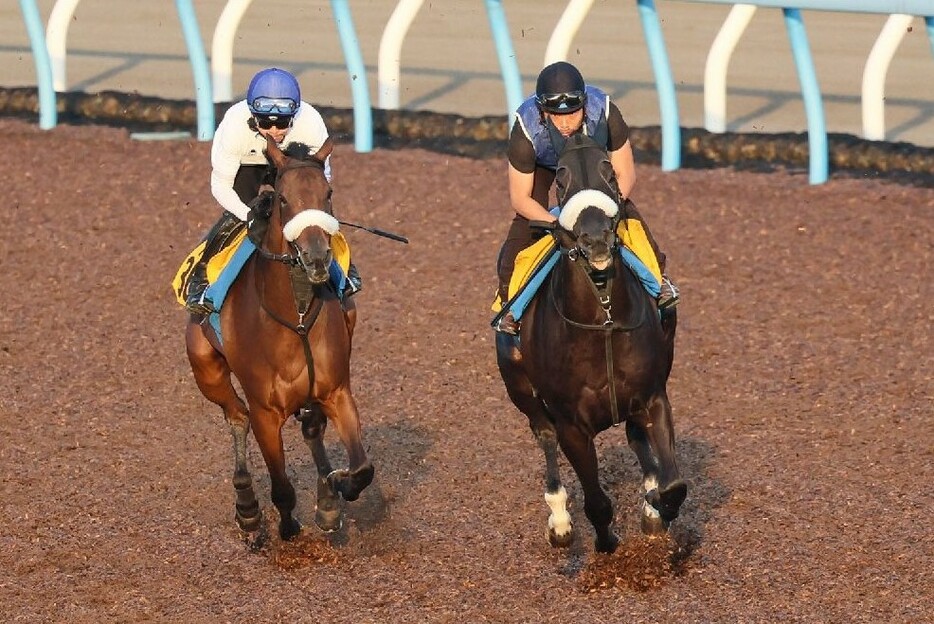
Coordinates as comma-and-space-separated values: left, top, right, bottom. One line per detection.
186, 136, 373, 544
495, 134, 686, 553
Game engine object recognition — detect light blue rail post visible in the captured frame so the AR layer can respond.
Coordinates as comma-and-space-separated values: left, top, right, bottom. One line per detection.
175, 0, 214, 141
485, 0, 524, 127
18, 0, 56, 129
637, 0, 682, 172
783, 8, 827, 184
331, 0, 373, 152
673, 0, 934, 184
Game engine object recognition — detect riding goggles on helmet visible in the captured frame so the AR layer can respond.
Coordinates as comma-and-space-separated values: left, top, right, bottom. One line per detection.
250, 96, 299, 115
536, 90, 585, 113
254, 114, 294, 130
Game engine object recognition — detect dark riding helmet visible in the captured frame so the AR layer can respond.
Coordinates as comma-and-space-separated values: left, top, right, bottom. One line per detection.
535, 61, 586, 114
247, 68, 301, 116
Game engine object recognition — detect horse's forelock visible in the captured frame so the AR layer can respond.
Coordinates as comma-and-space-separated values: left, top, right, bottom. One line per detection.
558, 189, 619, 231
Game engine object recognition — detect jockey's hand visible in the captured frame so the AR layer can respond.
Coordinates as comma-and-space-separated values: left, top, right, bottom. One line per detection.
248, 189, 275, 220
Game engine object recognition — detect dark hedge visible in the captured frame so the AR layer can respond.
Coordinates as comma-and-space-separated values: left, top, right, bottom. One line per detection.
2, 86, 930, 187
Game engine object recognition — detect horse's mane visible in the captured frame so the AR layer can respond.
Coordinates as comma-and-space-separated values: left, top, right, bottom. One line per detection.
281, 141, 325, 167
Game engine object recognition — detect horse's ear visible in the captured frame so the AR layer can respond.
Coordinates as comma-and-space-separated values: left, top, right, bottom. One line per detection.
598, 158, 620, 198
555, 165, 571, 206
313, 137, 334, 163
264, 135, 288, 169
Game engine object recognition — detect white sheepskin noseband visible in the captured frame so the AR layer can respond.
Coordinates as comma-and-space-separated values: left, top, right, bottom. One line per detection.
558, 189, 619, 230
283, 209, 340, 242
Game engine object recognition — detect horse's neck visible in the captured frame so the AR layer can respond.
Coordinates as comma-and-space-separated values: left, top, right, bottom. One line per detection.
556, 255, 643, 318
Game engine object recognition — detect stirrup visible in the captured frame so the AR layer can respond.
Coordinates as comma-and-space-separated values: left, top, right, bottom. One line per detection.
186, 290, 216, 315
495, 312, 520, 336
343, 265, 363, 298
657, 275, 680, 311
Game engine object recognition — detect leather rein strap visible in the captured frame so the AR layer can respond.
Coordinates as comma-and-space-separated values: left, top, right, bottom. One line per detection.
548, 251, 647, 426
253, 157, 331, 409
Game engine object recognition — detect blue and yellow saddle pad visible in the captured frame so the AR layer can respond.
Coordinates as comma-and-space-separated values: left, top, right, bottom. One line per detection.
491, 218, 662, 320
172, 228, 352, 310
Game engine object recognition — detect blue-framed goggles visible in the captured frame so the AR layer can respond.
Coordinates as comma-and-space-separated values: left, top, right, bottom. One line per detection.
250, 97, 298, 115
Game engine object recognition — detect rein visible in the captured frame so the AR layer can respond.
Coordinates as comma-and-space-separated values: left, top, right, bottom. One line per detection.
548, 245, 647, 427
254, 156, 333, 408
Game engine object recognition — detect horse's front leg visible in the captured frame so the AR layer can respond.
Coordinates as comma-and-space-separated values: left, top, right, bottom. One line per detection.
298, 405, 343, 532
322, 387, 374, 502
186, 323, 263, 537
626, 392, 687, 536
507, 389, 573, 546
251, 409, 301, 540
556, 421, 618, 553
497, 334, 573, 547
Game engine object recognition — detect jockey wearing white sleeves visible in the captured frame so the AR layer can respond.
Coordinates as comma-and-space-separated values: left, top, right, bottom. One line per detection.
210, 99, 332, 221
185, 67, 359, 314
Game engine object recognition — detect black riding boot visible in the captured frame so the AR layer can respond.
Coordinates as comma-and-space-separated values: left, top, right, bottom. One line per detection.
343, 262, 363, 298
185, 211, 244, 314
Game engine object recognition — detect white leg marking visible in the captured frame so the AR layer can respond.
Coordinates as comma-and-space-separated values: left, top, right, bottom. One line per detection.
544, 486, 572, 537
642, 475, 661, 518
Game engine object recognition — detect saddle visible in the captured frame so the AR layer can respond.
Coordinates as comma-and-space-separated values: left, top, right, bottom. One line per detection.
172, 225, 353, 311
490, 216, 662, 320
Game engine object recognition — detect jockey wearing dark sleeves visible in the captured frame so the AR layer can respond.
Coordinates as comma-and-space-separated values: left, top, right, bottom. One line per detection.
494, 61, 679, 335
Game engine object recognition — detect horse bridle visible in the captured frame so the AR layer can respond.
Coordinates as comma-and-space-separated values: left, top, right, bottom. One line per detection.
253, 159, 335, 335
548, 216, 646, 427
549, 214, 645, 332
253, 160, 333, 268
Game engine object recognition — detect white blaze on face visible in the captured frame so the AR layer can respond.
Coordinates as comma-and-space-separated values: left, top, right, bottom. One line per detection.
282, 209, 339, 241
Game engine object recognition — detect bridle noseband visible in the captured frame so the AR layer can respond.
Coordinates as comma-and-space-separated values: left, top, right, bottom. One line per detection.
550, 214, 644, 332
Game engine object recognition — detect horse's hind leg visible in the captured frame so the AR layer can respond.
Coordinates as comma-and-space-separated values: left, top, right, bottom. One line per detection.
556, 422, 618, 554
322, 387, 374, 503
186, 323, 262, 534
626, 392, 687, 536
298, 405, 343, 532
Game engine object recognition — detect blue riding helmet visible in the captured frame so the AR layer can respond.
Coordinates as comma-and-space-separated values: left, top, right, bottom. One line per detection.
247, 68, 301, 115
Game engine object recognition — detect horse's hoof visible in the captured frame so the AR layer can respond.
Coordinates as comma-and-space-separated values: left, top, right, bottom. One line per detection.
640, 510, 670, 536
327, 464, 374, 502
236, 513, 263, 533
654, 480, 688, 522
548, 527, 573, 548
279, 517, 303, 541
240, 522, 269, 552
594, 531, 620, 554
315, 506, 343, 533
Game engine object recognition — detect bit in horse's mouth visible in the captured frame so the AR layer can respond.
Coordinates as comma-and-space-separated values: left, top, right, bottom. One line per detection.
589, 255, 612, 271
309, 269, 330, 284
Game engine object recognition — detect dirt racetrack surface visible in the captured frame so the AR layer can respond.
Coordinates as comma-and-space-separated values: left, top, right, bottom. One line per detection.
1, 118, 931, 623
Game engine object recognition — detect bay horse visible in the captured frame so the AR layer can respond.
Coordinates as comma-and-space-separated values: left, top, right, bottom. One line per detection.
186, 136, 373, 543
495, 134, 686, 553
